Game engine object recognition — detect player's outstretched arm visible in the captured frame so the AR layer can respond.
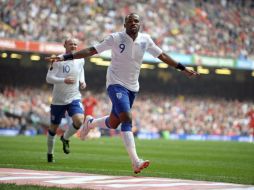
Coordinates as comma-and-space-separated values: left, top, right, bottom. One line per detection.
158, 52, 200, 77
72, 47, 98, 59
45, 47, 98, 62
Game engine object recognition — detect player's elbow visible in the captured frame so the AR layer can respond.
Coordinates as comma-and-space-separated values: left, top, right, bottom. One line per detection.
46, 75, 53, 84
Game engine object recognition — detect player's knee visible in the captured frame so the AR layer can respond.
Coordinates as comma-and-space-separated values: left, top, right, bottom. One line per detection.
48, 128, 56, 136
119, 112, 132, 123
73, 120, 83, 129
107, 117, 120, 129
119, 113, 132, 131
49, 124, 58, 134
109, 124, 118, 129
73, 115, 84, 129
72, 113, 84, 128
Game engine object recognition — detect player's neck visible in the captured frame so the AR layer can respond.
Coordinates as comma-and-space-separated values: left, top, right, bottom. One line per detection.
66, 50, 75, 54
126, 31, 138, 41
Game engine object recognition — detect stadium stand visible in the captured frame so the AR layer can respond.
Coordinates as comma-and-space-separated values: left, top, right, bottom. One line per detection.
0, 0, 253, 59
0, 0, 253, 141
0, 87, 253, 140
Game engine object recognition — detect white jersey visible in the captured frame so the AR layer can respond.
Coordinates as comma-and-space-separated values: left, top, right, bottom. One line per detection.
46, 58, 85, 105
94, 31, 162, 92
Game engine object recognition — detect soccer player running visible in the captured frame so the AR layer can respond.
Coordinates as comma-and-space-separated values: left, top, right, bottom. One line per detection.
46, 38, 86, 163
46, 13, 199, 172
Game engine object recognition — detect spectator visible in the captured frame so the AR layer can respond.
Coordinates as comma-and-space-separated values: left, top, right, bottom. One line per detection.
0, 86, 253, 139
0, 0, 253, 59
247, 107, 254, 142
82, 91, 98, 117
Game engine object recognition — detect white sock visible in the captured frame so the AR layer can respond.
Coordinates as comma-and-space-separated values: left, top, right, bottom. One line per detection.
47, 132, 56, 154
121, 131, 139, 164
90, 116, 109, 128
64, 124, 78, 140
250, 135, 254, 143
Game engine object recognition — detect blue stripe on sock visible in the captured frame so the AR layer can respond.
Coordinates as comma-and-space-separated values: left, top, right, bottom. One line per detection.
121, 122, 132, 131
48, 130, 56, 136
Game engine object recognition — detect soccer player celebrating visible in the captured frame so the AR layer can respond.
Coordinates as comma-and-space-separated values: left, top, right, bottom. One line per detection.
46, 13, 199, 172
46, 38, 86, 163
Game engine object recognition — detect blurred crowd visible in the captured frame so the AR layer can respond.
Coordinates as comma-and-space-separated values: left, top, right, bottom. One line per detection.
0, 87, 253, 137
1, 0, 254, 59
132, 94, 253, 137
0, 87, 50, 134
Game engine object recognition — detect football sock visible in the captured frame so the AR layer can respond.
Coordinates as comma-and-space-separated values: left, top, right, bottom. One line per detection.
63, 123, 78, 140
121, 122, 132, 131
89, 116, 109, 128
121, 131, 139, 164
47, 130, 56, 154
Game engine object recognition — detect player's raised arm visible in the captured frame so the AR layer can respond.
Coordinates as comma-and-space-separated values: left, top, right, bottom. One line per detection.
45, 47, 98, 62
158, 52, 200, 77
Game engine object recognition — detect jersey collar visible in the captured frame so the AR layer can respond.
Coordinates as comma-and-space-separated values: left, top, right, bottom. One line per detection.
124, 30, 140, 42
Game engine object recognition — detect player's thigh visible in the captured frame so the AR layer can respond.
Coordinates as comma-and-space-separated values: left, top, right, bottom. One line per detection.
50, 104, 66, 126
107, 84, 133, 114
67, 100, 84, 127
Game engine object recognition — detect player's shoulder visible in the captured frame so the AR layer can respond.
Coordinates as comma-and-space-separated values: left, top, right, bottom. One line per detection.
52, 54, 64, 65
139, 32, 152, 39
76, 58, 85, 62
113, 31, 124, 35
77, 58, 85, 65
98, 32, 117, 43
75, 58, 85, 65
110, 31, 123, 38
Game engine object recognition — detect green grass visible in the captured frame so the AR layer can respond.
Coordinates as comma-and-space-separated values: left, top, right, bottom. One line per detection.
0, 135, 253, 190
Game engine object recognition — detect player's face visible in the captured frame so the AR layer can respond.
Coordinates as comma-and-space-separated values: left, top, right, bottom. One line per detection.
125, 14, 140, 34
64, 39, 78, 53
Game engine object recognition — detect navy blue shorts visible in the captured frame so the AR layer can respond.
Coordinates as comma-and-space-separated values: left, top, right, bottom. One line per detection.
50, 99, 84, 125
107, 84, 137, 117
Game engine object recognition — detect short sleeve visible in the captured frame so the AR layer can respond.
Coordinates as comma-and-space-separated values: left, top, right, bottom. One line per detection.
146, 35, 163, 58
94, 35, 114, 53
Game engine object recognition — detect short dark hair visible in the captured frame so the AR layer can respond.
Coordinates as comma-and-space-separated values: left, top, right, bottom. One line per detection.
124, 13, 140, 23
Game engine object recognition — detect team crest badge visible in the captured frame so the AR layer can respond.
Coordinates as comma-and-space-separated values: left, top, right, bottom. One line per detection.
116, 92, 122, 99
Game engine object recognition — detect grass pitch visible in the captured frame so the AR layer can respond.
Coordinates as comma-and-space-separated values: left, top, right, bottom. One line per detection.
0, 135, 253, 190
